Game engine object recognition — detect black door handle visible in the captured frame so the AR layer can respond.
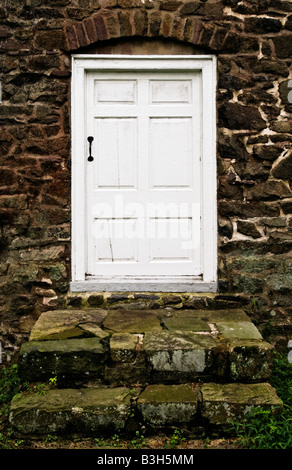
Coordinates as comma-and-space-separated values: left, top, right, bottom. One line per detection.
87, 136, 94, 161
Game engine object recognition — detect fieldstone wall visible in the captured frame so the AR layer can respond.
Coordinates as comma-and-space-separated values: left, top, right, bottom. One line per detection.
0, 0, 291, 360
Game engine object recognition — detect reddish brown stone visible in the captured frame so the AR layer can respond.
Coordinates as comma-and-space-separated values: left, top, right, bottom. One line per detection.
83, 18, 99, 44
92, 14, 109, 41
75, 22, 89, 48
161, 13, 173, 38
190, 19, 203, 44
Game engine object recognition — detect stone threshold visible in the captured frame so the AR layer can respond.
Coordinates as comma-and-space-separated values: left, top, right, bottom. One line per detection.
65, 291, 250, 311
10, 382, 282, 437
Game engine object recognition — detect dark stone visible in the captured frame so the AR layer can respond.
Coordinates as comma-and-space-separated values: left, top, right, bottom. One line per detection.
281, 199, 292, 214
272, 150, 292, 180
218, 103, 266, 131
107, 294, 129, 304
218, 218, 233, 239
233, 158, 271, 181
159, 1, 182, 11
253, 144, 283, 162
118, 11, 132, 36
88, 294, 104, 307
218, 74, 251, 91
218, 133, 249, 161
273, 35, 292, 58
252, 59, 289, 77
219, 200, 280, 218
180, 1, 202, 15
223, 33, 259, 53
35, 31, 65, 50
149, 12, 162, 36
245, 17, 282, 33
237, 220, 262, 239
247, 180, 292, 200
133, 10, 148, 36
286, 15, 292, 30
218, 176, 243, 199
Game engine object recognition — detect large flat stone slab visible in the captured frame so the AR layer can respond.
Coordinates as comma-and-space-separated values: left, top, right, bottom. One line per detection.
201, 382, 283, 427
18, 337, 106, 383
137, 384, 200, 426
165, 309, 251, 323
162, 316, 211, 332
29, 309, 108, 341
103, 310, 162, 333
10, 387, 132, 436
216, 321, 263, 340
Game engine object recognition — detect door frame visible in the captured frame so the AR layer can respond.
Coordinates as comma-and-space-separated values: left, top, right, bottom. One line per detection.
70, 55, 217, 292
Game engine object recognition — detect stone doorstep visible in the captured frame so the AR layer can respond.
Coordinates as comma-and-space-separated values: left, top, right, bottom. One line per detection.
18, 308, 274, 385
28, 308, 253, 341
9, 383, 283, 437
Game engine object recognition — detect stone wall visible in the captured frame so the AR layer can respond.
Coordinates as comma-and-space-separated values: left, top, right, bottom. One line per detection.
0, 0, 291, 360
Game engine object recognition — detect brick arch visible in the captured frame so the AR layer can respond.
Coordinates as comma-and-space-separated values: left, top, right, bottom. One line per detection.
64, 10, 229, 53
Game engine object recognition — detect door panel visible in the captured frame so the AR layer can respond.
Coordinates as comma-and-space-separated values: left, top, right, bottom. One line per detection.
95, 118, 137, 188
150, 118, 192, 188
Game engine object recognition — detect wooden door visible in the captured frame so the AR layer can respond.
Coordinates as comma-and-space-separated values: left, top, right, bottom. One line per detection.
86, 71, 202, 278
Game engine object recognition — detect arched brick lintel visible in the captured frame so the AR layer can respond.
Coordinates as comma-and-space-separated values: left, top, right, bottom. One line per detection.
64, 10, 229, 53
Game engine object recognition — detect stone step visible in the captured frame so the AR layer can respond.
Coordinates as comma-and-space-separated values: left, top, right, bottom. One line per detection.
18, 308, 274, 386
9, 382, 282, 437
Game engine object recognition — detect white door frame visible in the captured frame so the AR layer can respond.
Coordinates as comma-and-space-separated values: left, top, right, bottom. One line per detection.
70, 55, 217, 292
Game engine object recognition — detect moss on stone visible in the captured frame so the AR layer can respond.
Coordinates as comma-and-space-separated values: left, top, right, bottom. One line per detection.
10, 387, 132, 435
103, 309, 162, 333
29, 309, 108, 341
201, 383, 283, 425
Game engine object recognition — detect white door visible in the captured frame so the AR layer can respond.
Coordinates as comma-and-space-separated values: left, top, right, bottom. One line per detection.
86, 71, 201, 277
71, 56, 217, 292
